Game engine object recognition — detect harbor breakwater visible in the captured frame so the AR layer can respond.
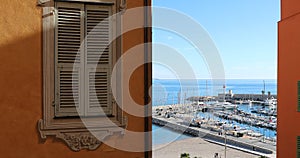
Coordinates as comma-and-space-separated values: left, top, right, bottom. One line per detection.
153, 116, 273, 155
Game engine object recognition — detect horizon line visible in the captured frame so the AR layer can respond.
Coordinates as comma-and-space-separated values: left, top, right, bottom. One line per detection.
153, 78, 277, 80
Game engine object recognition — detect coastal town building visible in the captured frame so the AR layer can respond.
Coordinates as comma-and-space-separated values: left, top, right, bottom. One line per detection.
217, 90, 234, 102
0, 0, 151, 157
278, 0, 300, 157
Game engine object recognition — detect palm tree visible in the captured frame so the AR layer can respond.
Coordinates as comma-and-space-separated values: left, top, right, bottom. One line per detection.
180, 153, 190, 158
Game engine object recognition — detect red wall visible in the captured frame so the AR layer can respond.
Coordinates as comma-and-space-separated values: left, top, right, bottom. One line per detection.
281, 0, 300, 19
278, 0, 300, 157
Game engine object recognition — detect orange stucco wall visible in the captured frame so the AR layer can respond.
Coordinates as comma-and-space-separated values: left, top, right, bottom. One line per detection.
0, 0, 151, 158
278, 0, 300, 157
281, 0, 300, 19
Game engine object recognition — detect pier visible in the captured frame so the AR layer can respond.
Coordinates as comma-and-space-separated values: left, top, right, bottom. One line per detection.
153, 116, 275, 157
232, 94, 277, 101
187, 92, 277, 103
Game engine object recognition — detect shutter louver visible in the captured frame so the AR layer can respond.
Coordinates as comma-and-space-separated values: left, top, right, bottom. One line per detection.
58, 68, 80, 110
55, 3, 84, 117
57, 7, 82, 64
85, 5, 112, 116
86, 7, 110, 65
87, 70, 111, 115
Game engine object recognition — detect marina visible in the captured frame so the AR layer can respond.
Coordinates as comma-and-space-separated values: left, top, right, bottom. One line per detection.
153, 100, 277, 155
152, 107, 276, 157
152, 79, 277, 156
153, 102, 277, 138
213, 110, 277, 130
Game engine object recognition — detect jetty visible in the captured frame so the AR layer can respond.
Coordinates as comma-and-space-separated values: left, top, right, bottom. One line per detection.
187, 90, 277, 103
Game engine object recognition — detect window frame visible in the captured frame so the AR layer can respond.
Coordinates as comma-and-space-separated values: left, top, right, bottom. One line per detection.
37, 0, 127, 151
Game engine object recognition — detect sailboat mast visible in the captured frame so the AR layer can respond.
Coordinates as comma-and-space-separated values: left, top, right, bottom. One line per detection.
223, 84, 226, 102
263, 80, 266, 93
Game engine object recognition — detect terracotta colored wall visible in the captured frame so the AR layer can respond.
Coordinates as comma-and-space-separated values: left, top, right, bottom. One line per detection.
0, 0, 151, 158
278, 0, 300, 157
281, 0, 300, 19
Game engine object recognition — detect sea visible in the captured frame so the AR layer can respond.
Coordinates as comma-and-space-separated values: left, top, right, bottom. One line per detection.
152, 79, 277, 145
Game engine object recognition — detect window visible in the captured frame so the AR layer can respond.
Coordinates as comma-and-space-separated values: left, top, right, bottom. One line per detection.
38, 0, 126, 151
55, 2, 113, 117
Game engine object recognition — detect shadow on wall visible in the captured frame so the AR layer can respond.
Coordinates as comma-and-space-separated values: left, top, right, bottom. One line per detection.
0, 32, 44, 154
0, 31, 145, 158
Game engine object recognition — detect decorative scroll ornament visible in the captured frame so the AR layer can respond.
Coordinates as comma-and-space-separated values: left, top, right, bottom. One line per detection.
57, 133, 103, 151
38, 119, 125, 152
119, 0, 127, 13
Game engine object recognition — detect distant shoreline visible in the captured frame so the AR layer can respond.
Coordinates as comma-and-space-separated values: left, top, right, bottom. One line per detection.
153, 78, 277, 80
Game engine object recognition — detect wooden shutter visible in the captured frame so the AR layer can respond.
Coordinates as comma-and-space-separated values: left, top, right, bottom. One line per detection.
85, 5, 112, 116
55, 2, 84, 117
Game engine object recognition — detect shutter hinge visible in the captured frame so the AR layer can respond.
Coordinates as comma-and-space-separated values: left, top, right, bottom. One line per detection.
42, 10, 55, 18
52, 100, 56, 107
112, 97, 116, 104
121, 116, 128, 130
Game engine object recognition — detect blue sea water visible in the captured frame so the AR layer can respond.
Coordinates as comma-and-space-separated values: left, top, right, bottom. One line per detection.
152, 79, 277, 145
153, 125, 191, 145
153, 79, 277, 106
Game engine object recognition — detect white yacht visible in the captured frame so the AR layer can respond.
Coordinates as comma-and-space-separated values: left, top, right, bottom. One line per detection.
212, 102, 238, 110
263, 97, 277, 106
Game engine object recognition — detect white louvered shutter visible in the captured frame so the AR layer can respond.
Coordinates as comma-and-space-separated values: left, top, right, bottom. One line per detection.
85, 5, 112, 116
55, 3, 84, 117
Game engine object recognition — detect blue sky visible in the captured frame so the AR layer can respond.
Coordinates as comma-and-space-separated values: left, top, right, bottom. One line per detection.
152, 0, 280, 79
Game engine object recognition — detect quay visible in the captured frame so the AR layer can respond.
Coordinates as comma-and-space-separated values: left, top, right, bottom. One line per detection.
153, 104, 276, 157
153, 116, 276, 157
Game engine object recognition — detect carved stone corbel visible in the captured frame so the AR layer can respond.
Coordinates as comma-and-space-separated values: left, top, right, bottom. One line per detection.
56, 132, 105, 151
38, 119, 125, 151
